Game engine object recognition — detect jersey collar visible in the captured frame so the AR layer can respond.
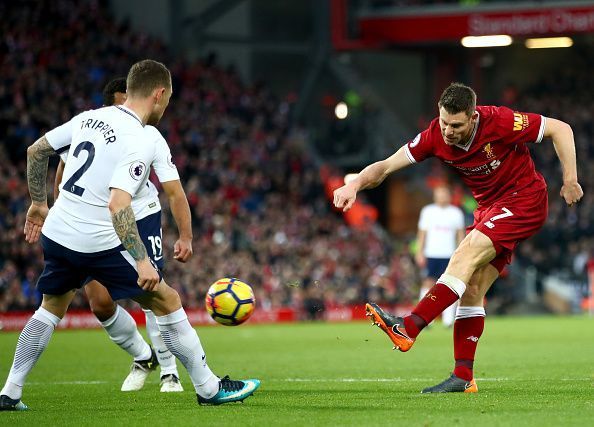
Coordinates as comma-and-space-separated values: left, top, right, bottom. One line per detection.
115, 105, 144, 127
453, 111, 480, 152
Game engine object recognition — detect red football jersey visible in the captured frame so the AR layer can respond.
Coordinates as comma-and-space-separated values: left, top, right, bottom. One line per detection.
404, 106, 547, 206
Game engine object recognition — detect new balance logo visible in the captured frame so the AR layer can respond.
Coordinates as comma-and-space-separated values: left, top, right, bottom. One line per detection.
467, 336, 479, 342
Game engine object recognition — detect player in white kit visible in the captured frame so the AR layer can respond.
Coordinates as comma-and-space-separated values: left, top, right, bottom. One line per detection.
415, 186, 465, 327
54, 78, 184, 393
0, 60, 260, 411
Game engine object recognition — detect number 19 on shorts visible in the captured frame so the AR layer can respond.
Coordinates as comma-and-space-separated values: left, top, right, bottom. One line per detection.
147, 234, 163, 260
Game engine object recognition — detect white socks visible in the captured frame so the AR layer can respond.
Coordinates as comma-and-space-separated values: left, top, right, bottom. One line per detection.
456, 306, 486, 319
100, 305, 151, 361
143, 309, 179, 377
1, 307, 61, 400
156, 308, 218, 398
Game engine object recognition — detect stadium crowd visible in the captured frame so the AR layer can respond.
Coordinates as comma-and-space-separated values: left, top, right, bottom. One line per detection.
0, 1, 591, 316
512, 64, 594, 288
0, 0, 415, 315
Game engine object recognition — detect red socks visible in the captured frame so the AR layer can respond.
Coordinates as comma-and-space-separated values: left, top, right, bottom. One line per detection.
452, 307, 486, 381
404, 276, 465, 338
400, 272, 485, 382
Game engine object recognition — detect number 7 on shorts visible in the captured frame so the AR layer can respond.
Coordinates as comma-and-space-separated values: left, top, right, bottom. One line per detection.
484, 207, 513, 229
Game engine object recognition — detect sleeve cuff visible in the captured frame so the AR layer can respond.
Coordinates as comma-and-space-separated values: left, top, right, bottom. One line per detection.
403, 145, 417, 164
535, 116, 547, 143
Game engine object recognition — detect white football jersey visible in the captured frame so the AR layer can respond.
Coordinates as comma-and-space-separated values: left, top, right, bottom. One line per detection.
418, 204, 465, 259
132, 125, 179, 219
44, 105, 179, 252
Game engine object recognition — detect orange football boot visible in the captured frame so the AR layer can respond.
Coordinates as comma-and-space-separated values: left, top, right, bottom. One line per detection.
365, 302, 415, 352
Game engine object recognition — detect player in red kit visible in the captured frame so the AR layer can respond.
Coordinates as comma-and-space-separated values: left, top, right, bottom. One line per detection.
333, 83, 583, 393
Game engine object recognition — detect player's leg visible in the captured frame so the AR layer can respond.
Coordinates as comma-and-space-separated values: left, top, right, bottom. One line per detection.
367, 229, 496, 351
437, 258, 456, 327
0, 291, 75, 410
417, 278, 433, 330
453, 263, 498, 382
86, 279, 117, 322
1, 235, 88, 410
133, 285, 218, 397
423, 258, 456, 327
85, 280, 157, 391
133, 281, 260, 405
93, 226, 259, 405
143, 309, 183, 392
422, 263, 498, 393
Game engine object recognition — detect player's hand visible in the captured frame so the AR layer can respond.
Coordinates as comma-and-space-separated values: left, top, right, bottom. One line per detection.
24, 203, 49, 244
333, 183, 358, 212
173, 237, 193, 263
136, 258, 160, 291
560, 181, 583, 206
415, 252, 426, 268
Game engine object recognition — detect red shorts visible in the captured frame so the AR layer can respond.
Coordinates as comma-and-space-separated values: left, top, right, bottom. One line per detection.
468, 187, 548, 273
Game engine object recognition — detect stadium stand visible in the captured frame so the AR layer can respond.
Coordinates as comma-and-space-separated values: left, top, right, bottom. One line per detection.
0, 0, 591, 316
0, 0, 416, 315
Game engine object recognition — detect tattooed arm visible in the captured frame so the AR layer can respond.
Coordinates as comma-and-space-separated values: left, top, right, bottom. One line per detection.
24, 136, 55, 243
111, 205, 147, 261
27, 136, 55, 204
109, 188, 160, 290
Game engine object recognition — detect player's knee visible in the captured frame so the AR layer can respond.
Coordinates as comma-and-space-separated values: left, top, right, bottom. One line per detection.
140, 283, 182, 316
164, 286, 182, 308
158, 286, 182, 314
41, 291, 75, 319
452, 234, 494, 270
460, 283, 482, 304
89, 298, 117, 322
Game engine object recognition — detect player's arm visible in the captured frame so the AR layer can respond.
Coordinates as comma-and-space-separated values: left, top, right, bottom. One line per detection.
24, 136, 55, 243
543, 118, 583, 205
54, 159, 65, 202
456, 228, 465, 245
108, 188, 159, 291
333, 145, 412, 212
161, 180, 193, 263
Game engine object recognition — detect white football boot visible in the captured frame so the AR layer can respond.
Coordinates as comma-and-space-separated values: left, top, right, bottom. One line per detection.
121, 349, 159, 391
160, 374, 184, 392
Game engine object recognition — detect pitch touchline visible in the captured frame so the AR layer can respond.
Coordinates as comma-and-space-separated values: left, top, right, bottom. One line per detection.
28, 380, 108, 385
26, 378, 592, 385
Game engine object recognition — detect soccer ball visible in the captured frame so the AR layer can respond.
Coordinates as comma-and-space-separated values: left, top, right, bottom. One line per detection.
205, 278, 256, 326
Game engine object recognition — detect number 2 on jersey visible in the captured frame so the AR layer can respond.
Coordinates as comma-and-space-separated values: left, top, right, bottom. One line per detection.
63, 141, 95, 196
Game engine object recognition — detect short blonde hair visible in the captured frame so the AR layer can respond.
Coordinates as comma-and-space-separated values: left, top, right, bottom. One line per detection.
126, 59, 171, 98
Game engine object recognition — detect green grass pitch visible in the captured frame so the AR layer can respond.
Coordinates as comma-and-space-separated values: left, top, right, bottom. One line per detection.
1, 315, 593, 426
